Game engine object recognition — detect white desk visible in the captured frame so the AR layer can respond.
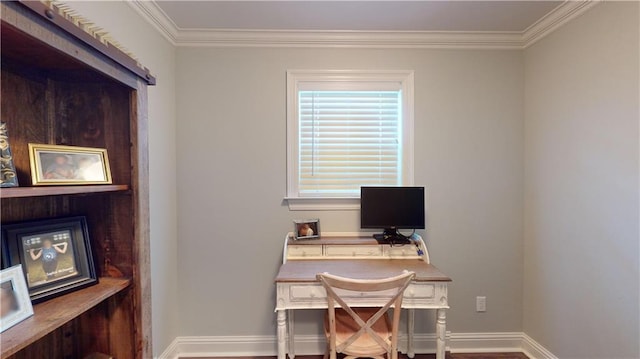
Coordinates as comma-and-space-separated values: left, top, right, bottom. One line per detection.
274, 234, 451, 359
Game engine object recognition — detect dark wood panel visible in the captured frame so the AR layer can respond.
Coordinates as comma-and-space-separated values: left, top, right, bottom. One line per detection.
8, 298, 124, 359
107, 195, 135, 276
1, 24, 110, 82
7, 325, 67, 359
2, 278, 131, 358
51, 81, 133, 186
79, 303, 111, 357
108, 288, 135, 358
70, 194, 135, 278
1, 196, 66, 223
0, 68, 48, 185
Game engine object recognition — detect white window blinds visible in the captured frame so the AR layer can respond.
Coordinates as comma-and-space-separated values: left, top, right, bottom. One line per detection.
286, 70, 414, 209
298, 90, 403, 197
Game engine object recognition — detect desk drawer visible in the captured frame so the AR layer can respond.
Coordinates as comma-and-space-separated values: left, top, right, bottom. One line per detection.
404, 283, 435, 299
324, 245, 382, 257
288, 283, 435, 301
289, 285, 391, 301
290, 285, 326, 300
288, 245, 323, 258
383, 246, 420, 258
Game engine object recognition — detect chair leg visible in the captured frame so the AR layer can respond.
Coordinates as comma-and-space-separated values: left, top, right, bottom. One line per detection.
323, 344, 329, 359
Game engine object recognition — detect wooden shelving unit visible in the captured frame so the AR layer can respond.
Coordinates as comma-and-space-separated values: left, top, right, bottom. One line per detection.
1, 1, 153, 358
0, 185, 130, 199
1, 277, 131, 358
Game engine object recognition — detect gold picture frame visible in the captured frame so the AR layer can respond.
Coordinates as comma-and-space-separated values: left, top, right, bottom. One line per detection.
28, 144, 112, 186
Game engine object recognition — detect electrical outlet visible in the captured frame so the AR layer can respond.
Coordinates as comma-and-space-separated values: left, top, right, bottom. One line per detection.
476, 296, 486, 312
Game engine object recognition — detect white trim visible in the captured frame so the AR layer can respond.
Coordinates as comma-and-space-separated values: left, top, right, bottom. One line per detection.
285, 197, 360, 211
156, 337, 180, 359
175, 29, 523, 49
126, 0, 179, 45
128, 1, 599, 49
521, 0, 601, 48
521, 333, 559, 359
157, 332, 557, 359
285, 70, 415, 211
449, 332, 524, 353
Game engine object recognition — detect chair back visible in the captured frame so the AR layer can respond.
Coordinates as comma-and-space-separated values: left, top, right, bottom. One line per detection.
316, 271, 416, 358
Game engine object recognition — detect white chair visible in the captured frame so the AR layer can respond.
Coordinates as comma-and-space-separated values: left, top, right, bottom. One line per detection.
316, 271, 416, 359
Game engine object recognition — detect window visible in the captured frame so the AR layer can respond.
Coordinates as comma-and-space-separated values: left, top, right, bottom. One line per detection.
286, 70, 414, 210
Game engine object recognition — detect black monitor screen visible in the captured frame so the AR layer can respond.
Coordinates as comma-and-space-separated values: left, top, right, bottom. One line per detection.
360, 187, 425, 230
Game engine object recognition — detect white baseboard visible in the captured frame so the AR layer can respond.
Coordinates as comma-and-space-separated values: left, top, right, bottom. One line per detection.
157, 332, 557, 359
157, 337, 180, 359
521, 333, 559, 359
449, 332, 524, 353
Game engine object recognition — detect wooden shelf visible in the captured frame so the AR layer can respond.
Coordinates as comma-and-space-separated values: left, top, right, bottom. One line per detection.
0, 185, 129, 199
0, 277, 131, 358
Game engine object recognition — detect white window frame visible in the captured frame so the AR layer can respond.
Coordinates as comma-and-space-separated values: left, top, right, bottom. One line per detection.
286, 70, 415, 210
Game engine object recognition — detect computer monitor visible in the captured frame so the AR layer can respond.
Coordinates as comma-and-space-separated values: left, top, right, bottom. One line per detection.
360, 186, 425, 243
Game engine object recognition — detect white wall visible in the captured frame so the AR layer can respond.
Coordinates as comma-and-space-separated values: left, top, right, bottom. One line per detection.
175, 48, 524, 336
523, 2, 639, 358
62, 2, 179, 357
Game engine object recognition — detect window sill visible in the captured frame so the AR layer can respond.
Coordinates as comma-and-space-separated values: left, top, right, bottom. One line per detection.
285, 197, 360, 211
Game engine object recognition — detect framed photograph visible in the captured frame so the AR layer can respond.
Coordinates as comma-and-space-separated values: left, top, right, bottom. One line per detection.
1, 122, 19, 188
28, 143, 112, 185
294, 219, 320, 240
2, 216, 98, 303
1, 265, 34, 333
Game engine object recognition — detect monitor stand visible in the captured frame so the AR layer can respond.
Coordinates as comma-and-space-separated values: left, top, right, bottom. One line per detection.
373, 228, 412, 245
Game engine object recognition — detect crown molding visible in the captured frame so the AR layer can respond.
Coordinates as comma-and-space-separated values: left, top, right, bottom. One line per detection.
127, 0, 178, 45
174, 29, 523, 49
127, 0, 600, 49
522, 0, 601, 48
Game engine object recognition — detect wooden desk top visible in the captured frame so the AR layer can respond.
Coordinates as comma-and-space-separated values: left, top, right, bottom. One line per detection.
275, 259, 451, 283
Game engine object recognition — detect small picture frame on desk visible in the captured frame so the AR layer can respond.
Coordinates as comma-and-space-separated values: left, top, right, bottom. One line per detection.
0, 264, 34, 333
1, 216, 98, 303
293, 219, 320, 240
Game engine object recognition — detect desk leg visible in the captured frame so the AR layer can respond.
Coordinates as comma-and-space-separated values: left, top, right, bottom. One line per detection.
288, 310, 296, 359
407, 308, 415, 358
277, 309, 287, 359
436, 309, 446, 359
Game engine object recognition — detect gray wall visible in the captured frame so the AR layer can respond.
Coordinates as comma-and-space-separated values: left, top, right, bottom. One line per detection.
61, 2, 640, 357
175, 48, 524, 336
523, 2, 639, 358
62, 2, 179, 357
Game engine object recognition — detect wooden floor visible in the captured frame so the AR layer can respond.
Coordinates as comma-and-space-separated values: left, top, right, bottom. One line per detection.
183, 353, 529, 359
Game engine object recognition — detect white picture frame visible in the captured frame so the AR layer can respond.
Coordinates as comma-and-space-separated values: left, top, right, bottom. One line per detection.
1, 264, 34, 333
293, 219, 320, 240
